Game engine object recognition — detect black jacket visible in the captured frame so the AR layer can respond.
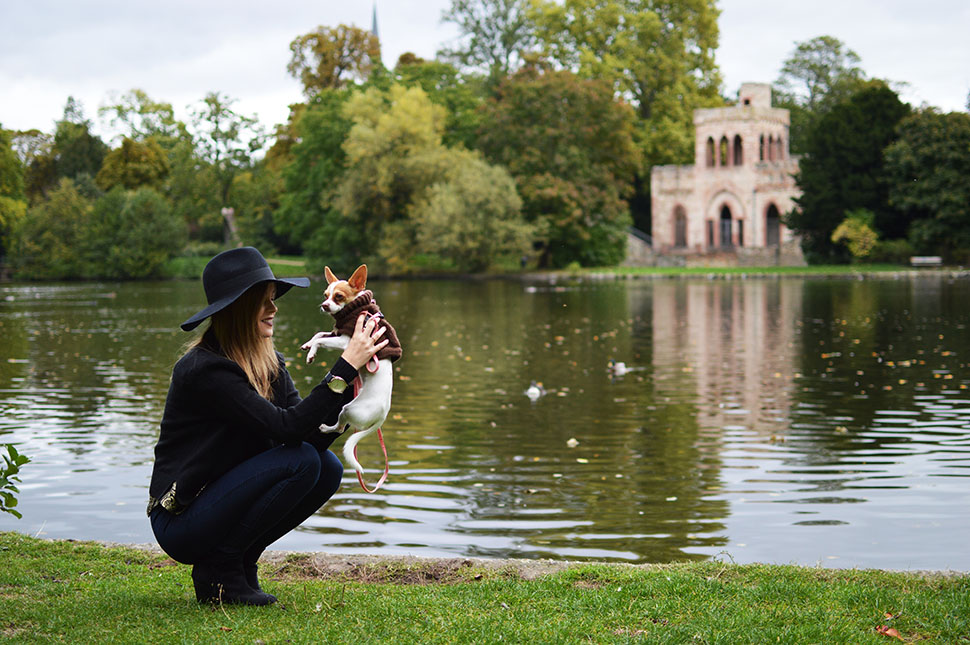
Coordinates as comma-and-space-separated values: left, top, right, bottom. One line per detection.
148, 332, 357, 514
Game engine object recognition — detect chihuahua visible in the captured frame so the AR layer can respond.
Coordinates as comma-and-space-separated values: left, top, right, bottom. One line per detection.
301, 265, 401, 490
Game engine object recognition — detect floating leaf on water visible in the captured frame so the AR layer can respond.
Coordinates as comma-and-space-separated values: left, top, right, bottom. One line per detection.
566, 438, 579, 448
576, 458, 589, 464
666, 496, 677, 502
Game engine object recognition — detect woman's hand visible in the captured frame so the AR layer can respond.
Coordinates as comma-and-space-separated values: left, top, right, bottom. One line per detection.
340, 314, 389, 370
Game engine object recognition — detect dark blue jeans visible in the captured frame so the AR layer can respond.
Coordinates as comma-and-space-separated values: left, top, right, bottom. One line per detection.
150, 442, 342, 565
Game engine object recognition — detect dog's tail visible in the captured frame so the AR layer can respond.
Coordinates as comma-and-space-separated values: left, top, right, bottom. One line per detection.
343, 426, 377, 474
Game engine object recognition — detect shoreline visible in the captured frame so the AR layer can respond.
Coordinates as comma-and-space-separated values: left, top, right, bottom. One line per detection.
88, 537, 970, 581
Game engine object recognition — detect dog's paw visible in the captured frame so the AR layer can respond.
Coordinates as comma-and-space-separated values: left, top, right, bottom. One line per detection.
319, 422, 341, 434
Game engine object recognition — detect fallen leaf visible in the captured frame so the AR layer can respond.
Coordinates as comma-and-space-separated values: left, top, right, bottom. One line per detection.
875, 625, 903, 640
219, 626, 233, 632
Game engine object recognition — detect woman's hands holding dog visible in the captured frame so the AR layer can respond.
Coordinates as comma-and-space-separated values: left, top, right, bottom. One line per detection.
341, 314, 389, 370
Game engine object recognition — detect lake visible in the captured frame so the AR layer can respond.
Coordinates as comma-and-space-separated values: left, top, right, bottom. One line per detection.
1, 274, 969, 570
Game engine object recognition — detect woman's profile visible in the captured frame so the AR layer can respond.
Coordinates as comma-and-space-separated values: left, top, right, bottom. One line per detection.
147, 247, 387, 605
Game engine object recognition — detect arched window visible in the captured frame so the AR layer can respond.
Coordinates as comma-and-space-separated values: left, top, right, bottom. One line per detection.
759, 134, 765, 161
766, 204, 780, 246
767, 134, 775, 161
775, 136, 784, 160
733, 135, 743, 166
719, 136, 729, 167
705, 137, 715, 167
719, 205, 733, 247
674, 206, 687, 248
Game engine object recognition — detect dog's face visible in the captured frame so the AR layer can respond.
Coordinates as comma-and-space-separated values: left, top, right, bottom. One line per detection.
320, 264, 367, 314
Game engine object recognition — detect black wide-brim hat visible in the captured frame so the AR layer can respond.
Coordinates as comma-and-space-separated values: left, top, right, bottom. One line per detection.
180, 247, 310, 331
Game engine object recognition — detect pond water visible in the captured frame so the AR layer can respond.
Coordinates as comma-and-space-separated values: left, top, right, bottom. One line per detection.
1, 274, 969, 570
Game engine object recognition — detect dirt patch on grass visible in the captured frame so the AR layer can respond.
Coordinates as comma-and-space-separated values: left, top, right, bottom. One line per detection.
263, 551, 572, 585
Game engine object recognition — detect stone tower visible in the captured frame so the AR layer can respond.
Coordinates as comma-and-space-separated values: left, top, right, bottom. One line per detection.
650, 83, 803, 265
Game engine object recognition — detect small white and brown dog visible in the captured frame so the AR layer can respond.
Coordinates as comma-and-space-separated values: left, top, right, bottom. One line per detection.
301, 265, 401, 489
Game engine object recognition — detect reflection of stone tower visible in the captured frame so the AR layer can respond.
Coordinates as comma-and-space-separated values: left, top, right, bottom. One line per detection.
650, 280, 801, 435
650, 83, 804, 266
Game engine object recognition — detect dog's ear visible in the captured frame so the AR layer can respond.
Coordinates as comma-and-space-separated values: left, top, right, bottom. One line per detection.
348, 264, 368, 291
324, 266, 338, 284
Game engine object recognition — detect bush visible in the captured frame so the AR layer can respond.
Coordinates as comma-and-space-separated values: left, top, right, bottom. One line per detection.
10, 178, 91, 279
79, 187, 187, 278
869, 238, 914, 264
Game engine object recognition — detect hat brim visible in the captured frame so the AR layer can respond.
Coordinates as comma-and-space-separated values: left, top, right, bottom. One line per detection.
180, 276, 310, 331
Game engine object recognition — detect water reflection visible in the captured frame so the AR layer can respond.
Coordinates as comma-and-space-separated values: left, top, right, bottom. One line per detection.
1, 276, 969, 569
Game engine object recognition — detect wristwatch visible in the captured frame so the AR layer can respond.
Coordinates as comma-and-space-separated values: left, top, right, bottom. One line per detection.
325, 372, 348, 393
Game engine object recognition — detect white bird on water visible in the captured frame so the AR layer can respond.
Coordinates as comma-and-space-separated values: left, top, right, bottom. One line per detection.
524, 381, 546, 401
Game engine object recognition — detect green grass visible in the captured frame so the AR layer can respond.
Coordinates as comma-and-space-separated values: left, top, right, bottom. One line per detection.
1, 532, 967, 644
576, 263, 927, 277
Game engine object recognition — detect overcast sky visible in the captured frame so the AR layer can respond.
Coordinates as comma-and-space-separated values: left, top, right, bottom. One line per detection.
2, 0, 967, 139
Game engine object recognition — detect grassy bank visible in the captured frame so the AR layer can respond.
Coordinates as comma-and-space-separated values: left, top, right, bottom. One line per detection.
1, 533, 967, 644
162, 255, 308, 280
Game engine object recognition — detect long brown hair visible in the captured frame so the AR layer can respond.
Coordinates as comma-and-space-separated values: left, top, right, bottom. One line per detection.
189, 282, 279, 400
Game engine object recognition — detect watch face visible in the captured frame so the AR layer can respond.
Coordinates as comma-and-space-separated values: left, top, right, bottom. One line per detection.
328, 375, 347, 393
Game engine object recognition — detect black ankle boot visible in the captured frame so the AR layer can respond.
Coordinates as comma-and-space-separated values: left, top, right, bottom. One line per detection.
243, 562, 262, 592
191, 562, 277, 606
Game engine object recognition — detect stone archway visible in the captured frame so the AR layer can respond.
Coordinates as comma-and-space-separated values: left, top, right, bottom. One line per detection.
705, 191, 746, 251
719, 206, 733, 247
674, 206, 688, 248
765, 204, 780, 246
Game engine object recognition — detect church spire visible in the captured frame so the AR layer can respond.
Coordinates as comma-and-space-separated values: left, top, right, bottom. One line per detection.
371, 2, 379, 41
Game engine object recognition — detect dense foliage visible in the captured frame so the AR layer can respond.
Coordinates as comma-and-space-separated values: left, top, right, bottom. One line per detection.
786, 83, 910, 263
2, 12, 964, 279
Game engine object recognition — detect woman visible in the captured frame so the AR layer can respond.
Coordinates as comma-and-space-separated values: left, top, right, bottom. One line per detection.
148, 247, 387, 606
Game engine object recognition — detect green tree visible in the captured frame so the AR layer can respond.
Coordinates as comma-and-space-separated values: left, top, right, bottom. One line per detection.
79, 187, 186, 278
274, 90, 355, 259
531, 0, 722, 167
786, 83, 910, 263
0, 126, 28, 256
330, 83, 530, 273
478, 65, 640, 267
98, 89, 186, 148
772, 36, 868, 154
53, 97, 109, 183
409, 150, 530, 272
13, 129, 57, 204
884, 109, 970, 258
189, 92, 266, 241
95, 137, 170, 191
10, 178, 92, 279
393, 55, 486, 148
438, 0, 538, 84
288, 25, 382, 97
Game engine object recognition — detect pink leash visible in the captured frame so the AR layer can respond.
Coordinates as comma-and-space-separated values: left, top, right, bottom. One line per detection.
351, 351, 389, 493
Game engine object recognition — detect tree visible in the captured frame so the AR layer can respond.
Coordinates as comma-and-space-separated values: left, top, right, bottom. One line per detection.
189, 92, 266, 241
95, 137, 170, 191
288, 25, 381, 97
11, 129, 57, 203
393, 55, 486, 148
786, 83, 910, 263
274, 90, 355, 257
409, 150, 530, 272
53, 97, 109, 183
438, 0, 538, 84
79, 187, 186, 278
531, 0, 722, 167
9, 178, 92, 279
98, 89, 186, 147
0, 126, 27, 250
478, 65, 640, 267
883, 109, 970, 258
330, 84, 530, 273
772, 36, 868, 154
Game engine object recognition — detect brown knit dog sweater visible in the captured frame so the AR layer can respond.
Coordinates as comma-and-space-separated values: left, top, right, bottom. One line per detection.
329, 290, 403, 363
